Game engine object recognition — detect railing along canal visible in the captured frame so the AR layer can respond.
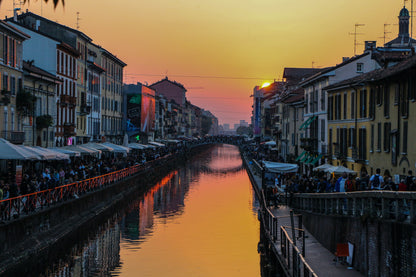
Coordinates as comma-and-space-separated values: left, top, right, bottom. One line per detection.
0, 155, 171, 221
292, 191, 416, 223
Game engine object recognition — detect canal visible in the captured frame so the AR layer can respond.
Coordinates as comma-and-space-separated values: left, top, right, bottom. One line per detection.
38, 144, 262, 276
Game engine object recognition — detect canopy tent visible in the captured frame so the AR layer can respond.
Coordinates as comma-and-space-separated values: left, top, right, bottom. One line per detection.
83, 142, 114, 152
22, 146, 70, 160
50, 147, 81, 157
148, 141, 165, 147
63, 145, 101, 156
326, 165, 357, 174
262, 161, 299, 173
313, 163, 335, 171
0, 139, 40, 160
34, 147, 70, 160
127, 143, 147, 150
102, 142, 130, 154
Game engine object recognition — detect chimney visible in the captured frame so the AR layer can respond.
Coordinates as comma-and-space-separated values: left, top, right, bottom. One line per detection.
342, 57, 350, 63
13, 8, 20, 22
364, 41, 376, 52
35, 19, 40, 31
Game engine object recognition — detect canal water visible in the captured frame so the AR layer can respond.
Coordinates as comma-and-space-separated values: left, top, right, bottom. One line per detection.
39, 144, 262, 277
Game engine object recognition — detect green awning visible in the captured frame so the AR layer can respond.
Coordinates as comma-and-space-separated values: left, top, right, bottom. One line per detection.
309, 154, 323, 165
295, 151, 307, 161
300, 153, 310, 162
304, 155, 315, 164
300, 116, 317, 130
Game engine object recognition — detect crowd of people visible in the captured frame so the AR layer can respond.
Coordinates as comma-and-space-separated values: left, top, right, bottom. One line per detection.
0, 141, 185, 201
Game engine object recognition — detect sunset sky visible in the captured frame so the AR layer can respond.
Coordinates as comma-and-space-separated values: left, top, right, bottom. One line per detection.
0, 0, 411, 125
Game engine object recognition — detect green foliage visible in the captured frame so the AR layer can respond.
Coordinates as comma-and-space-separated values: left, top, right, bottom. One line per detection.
201, 115, 212, 135
36, 114, 53, 130
236, 126, 253, 136
0, 90, 10, 106
16, 90, 37, 116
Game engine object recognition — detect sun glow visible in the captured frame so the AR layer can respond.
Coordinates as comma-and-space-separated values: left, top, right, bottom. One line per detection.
261, 82, 271, 88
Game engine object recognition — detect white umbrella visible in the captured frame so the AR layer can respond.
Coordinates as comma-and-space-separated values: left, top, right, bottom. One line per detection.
327, 165, 356, 174
313, 164, 334, 171
0, 139, 40, 160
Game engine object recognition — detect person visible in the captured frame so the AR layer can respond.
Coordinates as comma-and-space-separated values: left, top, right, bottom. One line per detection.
398, 179, 407, 191
335, 172, 348, 192
405, 170, 413, 190
346, 174, 356, 192
369, 168, 384, 190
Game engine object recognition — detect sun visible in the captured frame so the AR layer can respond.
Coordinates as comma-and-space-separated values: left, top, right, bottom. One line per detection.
261, 82, 271, 88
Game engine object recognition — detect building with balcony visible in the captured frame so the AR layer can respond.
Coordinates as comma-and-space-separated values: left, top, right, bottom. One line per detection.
0, 20, 30, 145
325, 53, 416, 177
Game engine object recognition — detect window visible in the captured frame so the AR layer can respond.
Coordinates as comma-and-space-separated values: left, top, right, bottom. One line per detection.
3, 35, 8, 64
400, 82, 409, 118
343, 93, 347, 119
329, 128, 333, 157
369, 88, 375, 119
309, 92, 313, 113
305, 94, 308, 114
10, 76, 15, 95
403, 121, 408, 154
384, 85, 389, 117
410, 75, 416, 101
314, 90, 318, 112
377, 122, 381, 152
348, 128, 356, 147
357, 63, 363, 73
383, 122, 391, 152
359, 128, 367, 160
328, 95, 333, 120
359, 89, 367, 118
394, 84, 399, 105
351, 91, 355, 119
376, 85, 383, 105
321, 90, 325, 111
334, 94, 341, 120
291, 133, 295, 146
370, 124, 374, 152
2, 74, 8, 90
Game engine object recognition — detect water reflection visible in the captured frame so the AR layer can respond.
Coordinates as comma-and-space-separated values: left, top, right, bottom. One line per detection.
40, 144, 260, 277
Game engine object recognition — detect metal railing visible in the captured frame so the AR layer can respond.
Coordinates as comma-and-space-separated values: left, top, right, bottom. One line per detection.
291, 191, 416, 223
0, 156, 170, 221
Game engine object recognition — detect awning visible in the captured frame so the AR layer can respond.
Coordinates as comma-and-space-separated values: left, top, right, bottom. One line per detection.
51, 147, 81, 157
83, 142, 114, 152
127, 143, 147, 150
309, 154, 323, 165
102, 142, 130, 154
299, 152, 310, 162
262, 161, 299, 173
295, 151, 306, 161
149, 141, 165, 147
299, 116, 317, 130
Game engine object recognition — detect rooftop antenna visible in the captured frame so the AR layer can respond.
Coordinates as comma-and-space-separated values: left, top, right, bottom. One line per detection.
349, 23, 365, 56
76, 12, 81, 30
379, 24, 392, 45
312, 61, 315, 68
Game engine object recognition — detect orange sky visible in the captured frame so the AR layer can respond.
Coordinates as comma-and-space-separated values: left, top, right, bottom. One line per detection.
0, 0, 411, 125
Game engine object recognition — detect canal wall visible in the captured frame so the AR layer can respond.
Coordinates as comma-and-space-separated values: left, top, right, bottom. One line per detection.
299, 210, 416, 277
0, 152, 191, 276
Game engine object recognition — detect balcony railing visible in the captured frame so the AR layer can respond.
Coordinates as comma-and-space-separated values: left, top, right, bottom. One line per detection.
300, 138, 318, 152
80, 105, 92, 115
60, 95, 76, 106
63, 123, 76, 136
1, 130, 25, 144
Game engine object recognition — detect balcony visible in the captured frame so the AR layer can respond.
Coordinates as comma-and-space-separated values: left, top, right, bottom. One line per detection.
80, 105, 92, 115
63, 123, 76, 136
60, 95, 76, 107
1, 130, 25, 144
300, 138, 318, 152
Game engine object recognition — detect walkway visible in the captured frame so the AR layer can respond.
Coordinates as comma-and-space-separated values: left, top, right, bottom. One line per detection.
245, 157, 363, 277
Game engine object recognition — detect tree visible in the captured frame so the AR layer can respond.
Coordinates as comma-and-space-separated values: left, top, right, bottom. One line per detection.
201, 115, 212, 136
236, 126, 252, 136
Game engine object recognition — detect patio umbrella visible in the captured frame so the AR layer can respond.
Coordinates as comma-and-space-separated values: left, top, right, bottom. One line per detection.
83, 142, 114, 152
33, 146, 70, 160
313, 164, 335, 171
326, 165, 357, 174
22, 146, 58, 160
0, 139, 40, 160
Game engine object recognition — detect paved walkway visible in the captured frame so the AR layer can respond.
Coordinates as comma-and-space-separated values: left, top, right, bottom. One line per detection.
244, 157, 363, 276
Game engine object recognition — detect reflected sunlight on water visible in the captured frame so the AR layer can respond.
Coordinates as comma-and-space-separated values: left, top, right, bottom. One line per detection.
40, 144, 260, 277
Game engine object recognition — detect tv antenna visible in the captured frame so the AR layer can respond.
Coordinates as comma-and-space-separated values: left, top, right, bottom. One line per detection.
349, 23, 365, 56
13, 0, 23, 11
76, 12, 81, 30
379, 24, 392, 45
